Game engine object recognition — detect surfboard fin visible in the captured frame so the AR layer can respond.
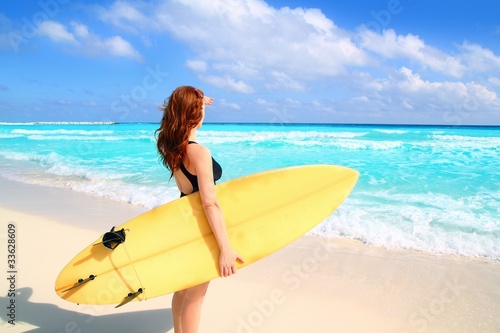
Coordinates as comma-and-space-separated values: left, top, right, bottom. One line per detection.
115, 288, 144, 308
62, 274, 96, 293
93, 226, 127, 250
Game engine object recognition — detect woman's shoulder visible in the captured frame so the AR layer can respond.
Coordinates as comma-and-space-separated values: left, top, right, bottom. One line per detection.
186, 142, 211, 159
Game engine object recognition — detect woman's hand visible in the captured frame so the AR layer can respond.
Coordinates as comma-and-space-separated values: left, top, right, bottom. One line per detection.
203, 96, 214, 105
219, 248, 245, 277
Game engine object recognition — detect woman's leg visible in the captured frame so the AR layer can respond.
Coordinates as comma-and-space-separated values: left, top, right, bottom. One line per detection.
172, 289, 187, 332
177, 281, 210, 333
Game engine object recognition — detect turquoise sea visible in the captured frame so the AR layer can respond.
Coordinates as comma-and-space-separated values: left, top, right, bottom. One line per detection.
0, 122, 499, 259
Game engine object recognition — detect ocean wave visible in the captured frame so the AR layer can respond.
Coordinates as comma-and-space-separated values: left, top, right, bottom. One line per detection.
26, 135, 122, 141
430, 134, 500, 149
374, 129, 409, 134
69, 181, 177, 208
0, 122, 116, 125
23, 134, 155, 142
282, 139, 404, 150
333, 140, 403, 150
0, 150, 171, 208
0, 150, 33, 161
0, 134, 23, 139
8, 128, 156, 142
11, 129, 115, 135
0, 150, 136, 182
311, 192, 500, 259
47, 161, 131, 181
0, 122, 36, 126
3, 172, 177, 209
200, 130, 369, 143
199, 130, 403, 150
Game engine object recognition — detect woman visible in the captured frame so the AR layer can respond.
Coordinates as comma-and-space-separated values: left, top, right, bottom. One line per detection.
156, 86, 244, 333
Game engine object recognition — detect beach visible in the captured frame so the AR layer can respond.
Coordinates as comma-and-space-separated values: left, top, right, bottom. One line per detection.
1, 176, 498, 333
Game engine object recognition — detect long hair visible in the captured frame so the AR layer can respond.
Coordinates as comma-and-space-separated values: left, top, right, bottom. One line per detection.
156, 86, 204, 177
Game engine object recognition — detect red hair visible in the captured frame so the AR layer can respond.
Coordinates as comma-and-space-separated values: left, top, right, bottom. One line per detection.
156, 86, 204, 176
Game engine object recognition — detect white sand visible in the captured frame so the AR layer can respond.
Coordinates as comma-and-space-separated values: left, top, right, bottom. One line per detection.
0, 177, 498, 333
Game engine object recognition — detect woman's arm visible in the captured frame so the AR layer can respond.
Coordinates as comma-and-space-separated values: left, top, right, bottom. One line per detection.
188, 144, 244, 277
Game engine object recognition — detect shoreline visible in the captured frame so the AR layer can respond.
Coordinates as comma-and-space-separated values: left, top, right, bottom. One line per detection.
0, 177, 499, 332
2, 123, 499, 260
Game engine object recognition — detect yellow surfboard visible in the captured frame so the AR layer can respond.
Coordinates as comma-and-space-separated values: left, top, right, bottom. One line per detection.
55, 165, 358, 307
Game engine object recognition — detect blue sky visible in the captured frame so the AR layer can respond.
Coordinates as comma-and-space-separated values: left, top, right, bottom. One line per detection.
1, 0, 499, 125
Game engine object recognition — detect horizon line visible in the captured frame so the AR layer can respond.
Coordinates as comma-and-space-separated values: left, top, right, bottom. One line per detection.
1, 121, 500, 128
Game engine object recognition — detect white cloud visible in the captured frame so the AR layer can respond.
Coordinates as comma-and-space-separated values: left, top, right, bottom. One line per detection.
265, 71, 306, 91
211, 61, 260, 79
202, 74, 255, 93
72, 22, 89, 38
396, 67, 498, 104
358, 28, 465, 78
489, 77, 500, 86
37, 21, 78, 44
218, 98, 241, 110
36, 20, 141, 61
284, 98, 301, 106
96, 0, 157, 33
83, 101, 97, 107
459, 42, 500, 72
186, 60, 208, 72
345, 67, 500, 119
54, 99, 73, 105
104, 35, 141, 59
98, 1, 497, 85
302, 8, 335, 33
99, 0, 369, 91
0, 33, 11, 50
95, 0, 500, 123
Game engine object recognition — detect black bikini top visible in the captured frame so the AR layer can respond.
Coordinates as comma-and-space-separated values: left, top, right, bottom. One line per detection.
180, 141, 222, 197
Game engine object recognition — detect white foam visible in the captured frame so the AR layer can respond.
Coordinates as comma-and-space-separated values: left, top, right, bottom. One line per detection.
0, 122, 116, 125
332, 139, 403, 150
67, 180, 178, 209
26, 135, 122, 141
0, 122, 36, 126
11, 129, 115, 135
200, 130, 369, 144
200, 130, 403, 151
310, 191, 500, 259
0, 134, 23, 139
374, 129, 409, 134
430, 134, 500, 149
0, 150, 36, 161
2, 159, 177, 209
